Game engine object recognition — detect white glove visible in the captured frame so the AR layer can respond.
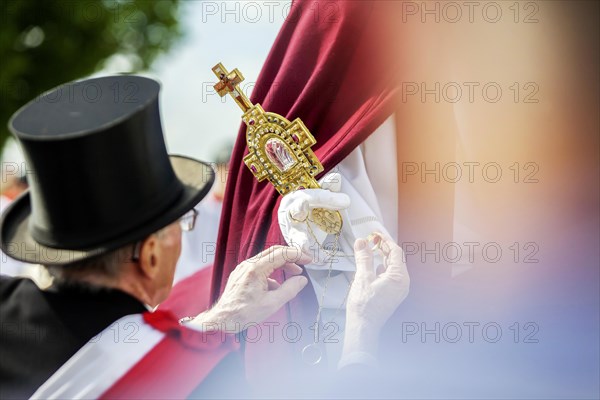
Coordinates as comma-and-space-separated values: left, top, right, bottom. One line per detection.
277, 172, 351, 264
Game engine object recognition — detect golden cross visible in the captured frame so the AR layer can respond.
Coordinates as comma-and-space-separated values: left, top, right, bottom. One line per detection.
212, 62, 342, 234
212, 63, 253, 113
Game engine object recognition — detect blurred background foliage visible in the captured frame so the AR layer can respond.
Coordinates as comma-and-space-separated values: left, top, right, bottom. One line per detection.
0, 0, 183, 155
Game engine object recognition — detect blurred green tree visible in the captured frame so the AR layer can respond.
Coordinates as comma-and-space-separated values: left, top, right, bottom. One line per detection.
0, 0, 182, 155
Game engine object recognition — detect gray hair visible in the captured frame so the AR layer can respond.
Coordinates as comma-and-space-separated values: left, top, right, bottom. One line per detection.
45, 226, 171, 285
45, 244, 133, 284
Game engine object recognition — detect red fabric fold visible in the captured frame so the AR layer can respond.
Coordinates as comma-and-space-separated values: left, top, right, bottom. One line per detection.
211, 0, 401, 301
159, 265, 213, 319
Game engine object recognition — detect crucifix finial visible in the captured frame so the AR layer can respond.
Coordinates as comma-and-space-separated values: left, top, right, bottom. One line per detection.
212, 62, 342, 234
212, 63, 253, 113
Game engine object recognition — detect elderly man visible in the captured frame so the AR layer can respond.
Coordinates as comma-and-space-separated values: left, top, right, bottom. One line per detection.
0, 75, 409, 399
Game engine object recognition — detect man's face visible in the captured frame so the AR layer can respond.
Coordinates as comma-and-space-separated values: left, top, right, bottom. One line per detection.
152, 221, 182, 304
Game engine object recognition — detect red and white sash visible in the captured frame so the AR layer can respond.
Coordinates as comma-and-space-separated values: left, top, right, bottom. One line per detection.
31, 310, 239, 399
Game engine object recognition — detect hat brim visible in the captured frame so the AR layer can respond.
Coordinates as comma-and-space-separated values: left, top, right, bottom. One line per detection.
0, 155, 214, 266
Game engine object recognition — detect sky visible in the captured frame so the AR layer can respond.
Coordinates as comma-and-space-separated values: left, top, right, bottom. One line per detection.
1, 0, 291, 165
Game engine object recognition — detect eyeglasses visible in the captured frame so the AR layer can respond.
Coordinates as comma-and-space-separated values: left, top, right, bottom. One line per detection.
131, 208, 199, 261
179, 208, 198, 232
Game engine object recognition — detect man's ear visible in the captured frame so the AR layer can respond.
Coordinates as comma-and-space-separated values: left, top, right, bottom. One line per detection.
138, 235, 160, 279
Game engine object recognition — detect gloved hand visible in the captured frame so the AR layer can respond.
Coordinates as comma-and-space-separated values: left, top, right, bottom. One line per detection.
277, 172, 351, 264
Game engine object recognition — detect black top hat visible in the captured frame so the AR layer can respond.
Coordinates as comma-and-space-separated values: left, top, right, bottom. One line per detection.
0, 75, 214, 265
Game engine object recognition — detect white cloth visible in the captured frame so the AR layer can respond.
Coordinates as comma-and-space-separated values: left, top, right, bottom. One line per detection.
303, 115, 398, 369
338, 351, 379, 370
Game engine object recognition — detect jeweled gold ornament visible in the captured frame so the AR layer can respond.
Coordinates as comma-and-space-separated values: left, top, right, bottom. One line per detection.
212, 63, 342, 234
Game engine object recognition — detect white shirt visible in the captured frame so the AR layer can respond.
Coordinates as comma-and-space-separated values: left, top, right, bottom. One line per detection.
303, 115, 398, 368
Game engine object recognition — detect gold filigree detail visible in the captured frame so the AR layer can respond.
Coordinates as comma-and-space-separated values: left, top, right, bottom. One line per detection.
212, 63, 342, 234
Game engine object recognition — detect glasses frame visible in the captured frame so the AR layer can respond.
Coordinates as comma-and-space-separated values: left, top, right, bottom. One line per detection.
179, 208, 199, 232
131, 208, 198, 261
